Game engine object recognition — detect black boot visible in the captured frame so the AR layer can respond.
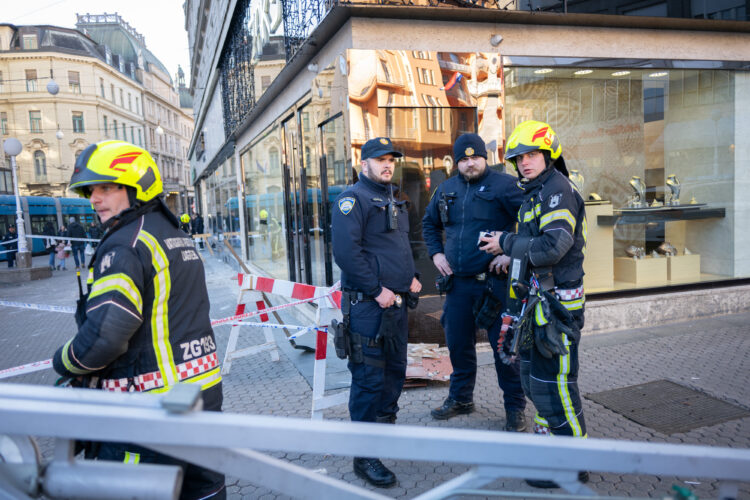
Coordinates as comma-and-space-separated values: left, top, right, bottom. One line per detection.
525, 471, 589, 489
430, 398, 475, 420
504, 409, 528, 432
375, 414, 396, 424
353, 457, 397, 488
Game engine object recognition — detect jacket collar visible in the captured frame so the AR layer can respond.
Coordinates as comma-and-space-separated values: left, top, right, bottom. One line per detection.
359, 172, 393, 196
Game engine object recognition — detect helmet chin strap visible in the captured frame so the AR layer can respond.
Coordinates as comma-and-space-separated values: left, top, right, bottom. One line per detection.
101, 187, 141, 230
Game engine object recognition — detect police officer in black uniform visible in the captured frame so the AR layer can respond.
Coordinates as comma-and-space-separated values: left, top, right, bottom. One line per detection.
481, 120, 588, 488
422, 133, 527, 431
331, 137, 421, 488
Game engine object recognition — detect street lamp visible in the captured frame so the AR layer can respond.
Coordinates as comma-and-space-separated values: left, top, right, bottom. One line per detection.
3, 137, 31, 267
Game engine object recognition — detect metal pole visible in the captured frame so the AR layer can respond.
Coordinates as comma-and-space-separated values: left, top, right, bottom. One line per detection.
9, 156, 26, 255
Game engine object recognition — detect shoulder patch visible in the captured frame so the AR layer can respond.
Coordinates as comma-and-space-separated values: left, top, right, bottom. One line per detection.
549, 192, 563, 209
100, 251, 116, 274
338, 197, 356, 215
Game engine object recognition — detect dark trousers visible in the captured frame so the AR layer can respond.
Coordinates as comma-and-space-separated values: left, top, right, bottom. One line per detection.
71, 244, 85, 267
519, 311, 586, 437
347, 300, 408, 423
441, 275, 525, 411
97, 442, 226, 500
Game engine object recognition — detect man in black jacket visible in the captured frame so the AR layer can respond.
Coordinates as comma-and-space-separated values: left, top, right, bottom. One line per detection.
2, 225, 18, 268
331, 137, 421, 488
481, 120, 588, 488
422, 133, 527, 431
53, 140, 225, 500
66, 216, 87, 270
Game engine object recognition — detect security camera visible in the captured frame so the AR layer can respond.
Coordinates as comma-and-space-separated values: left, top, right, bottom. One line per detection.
490, 34, 503, 46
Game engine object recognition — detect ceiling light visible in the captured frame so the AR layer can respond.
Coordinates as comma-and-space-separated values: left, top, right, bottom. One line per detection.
534, 68, 553, 74
649, 72, 668, 78
611, 71, 631, 77
574, 69, 593, 75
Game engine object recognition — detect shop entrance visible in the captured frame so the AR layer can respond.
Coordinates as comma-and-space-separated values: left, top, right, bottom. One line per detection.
281, 105, 329, 286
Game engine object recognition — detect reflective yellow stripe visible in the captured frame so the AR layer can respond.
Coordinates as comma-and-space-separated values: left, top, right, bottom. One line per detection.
89, 273, 143, 313
534, 301, 548, 326
581, 214, 588, 255
61, 339, 89, 375
539, 209, 576, 231
557, 335, 584, 437
534, 413, 549, 428
87, 268, 94, 285
560, 297, 585, 311
123, 451, 140, 464
147, 368, 222, 394
138, 230, 178, 387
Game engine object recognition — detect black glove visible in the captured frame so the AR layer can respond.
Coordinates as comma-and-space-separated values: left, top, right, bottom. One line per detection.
533, 297, 569, 358
377, 307, 402, 355
406, 291, 419, 310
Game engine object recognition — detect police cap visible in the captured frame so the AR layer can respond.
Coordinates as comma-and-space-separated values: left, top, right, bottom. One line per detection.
361, 137, 403, 161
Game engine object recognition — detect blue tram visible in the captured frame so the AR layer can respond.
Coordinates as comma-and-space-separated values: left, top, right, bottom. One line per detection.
0, 195, 96, 260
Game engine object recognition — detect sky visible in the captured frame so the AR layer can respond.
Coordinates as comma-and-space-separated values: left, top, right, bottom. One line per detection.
3, 0, 192, 86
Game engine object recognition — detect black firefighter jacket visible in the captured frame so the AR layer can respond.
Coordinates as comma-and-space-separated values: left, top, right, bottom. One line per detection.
53, 200, 222, 410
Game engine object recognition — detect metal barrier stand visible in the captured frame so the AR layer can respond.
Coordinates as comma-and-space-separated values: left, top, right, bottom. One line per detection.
1, 384, 748, 500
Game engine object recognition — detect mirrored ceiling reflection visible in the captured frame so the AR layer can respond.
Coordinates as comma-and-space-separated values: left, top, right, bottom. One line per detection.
346, 49, 507, 168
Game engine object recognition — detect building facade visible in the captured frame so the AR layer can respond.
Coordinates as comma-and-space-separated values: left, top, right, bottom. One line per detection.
0, 14, 195, 215
186, 0, 750, 338
76, 13, 195, 214
0, 24, 146, 197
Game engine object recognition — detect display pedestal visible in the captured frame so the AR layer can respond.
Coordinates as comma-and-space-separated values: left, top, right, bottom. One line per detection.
614, 256, 667, 285
584, 203, 614, 290
667, 254, 701, 282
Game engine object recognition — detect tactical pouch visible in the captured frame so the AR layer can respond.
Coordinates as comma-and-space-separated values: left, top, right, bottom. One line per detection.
331, 319, 349, 360
406, 291, 419, 309
473, 288, 503, 330
435, 274, 454, 295
377, 307, 402, 355
349, 332, 364, 364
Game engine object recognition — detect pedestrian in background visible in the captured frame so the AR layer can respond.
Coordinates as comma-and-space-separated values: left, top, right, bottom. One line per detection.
55, 240, 68, 270
2, 225, 18, 268
422, 133, 528, 431
331, 137, 422, 488
42, 221, 57, 271
66, 216, 87, 270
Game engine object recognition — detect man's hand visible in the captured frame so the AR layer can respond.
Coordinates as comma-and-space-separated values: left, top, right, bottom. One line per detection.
409, 277, 422, 293
489, 254, 511, 274
375, 287, 397, 308
480, 231, 504, 255
432, 253, 453, 276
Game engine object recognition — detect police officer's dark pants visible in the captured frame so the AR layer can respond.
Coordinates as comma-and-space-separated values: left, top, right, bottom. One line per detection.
347, 300, 408, 422
441, 276, 525, 411
519, 313, 586, 437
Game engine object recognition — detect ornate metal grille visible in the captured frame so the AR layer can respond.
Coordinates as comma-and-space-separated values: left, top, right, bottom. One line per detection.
219, 0, 255, 137
281, 0, 332, 61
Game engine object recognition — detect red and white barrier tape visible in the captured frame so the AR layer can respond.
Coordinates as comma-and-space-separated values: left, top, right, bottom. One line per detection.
0, 282, 340, 380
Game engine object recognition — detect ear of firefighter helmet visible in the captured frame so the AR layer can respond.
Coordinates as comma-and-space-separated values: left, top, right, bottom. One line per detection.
69, 140, 163, 202
504, 120, 562, 170
180, 213, 191, 224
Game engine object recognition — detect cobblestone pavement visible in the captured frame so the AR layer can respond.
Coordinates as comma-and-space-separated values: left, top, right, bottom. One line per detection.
1, 251, 749, 499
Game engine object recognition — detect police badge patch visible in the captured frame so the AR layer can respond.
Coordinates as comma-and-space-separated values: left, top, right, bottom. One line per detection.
549, 193, 562, 208
338, 197, 356, 215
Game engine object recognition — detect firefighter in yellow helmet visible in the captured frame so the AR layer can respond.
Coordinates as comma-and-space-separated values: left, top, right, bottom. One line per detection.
180, 213, 191, 233
479, 121, 588, 488
53, 140, 226, 499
